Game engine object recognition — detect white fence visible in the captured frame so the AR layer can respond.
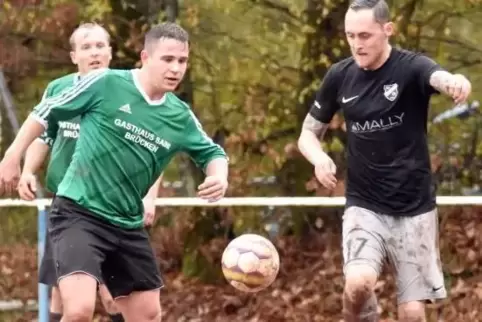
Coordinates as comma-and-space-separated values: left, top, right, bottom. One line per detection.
2, 196, 482, 208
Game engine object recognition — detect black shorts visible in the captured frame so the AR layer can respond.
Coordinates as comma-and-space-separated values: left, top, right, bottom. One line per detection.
49, 196, 163, 298
39, 229, 57, 286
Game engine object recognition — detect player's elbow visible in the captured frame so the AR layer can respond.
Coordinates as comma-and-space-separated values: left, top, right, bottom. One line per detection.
25, 140, 50, 161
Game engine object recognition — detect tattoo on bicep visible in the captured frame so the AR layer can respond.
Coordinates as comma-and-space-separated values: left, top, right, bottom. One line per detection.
429, 71, 453, 93
302, 114, 329, 138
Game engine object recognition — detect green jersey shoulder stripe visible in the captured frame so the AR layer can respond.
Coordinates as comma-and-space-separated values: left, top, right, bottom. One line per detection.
185, 108, 228, 165
179, 98, 226, 155
35, 69, 106, 119
35, 69, 107, 120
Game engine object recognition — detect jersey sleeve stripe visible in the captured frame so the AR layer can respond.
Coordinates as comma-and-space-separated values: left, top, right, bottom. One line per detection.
30, 111, 48, 129
187, 110, 219, 147
34, 69, 106, 120
187, 110, 229, 161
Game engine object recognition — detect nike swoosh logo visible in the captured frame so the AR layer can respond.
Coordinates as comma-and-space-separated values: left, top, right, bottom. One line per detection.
342, 96, 359, 103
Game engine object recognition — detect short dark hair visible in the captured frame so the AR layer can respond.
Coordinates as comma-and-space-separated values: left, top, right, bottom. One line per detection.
144, 22, 189, 50
349, 0, 390, 24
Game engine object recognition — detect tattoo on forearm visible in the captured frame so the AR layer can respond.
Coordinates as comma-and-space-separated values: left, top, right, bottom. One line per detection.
302, 114, 329, 138
429, 71, 454, 94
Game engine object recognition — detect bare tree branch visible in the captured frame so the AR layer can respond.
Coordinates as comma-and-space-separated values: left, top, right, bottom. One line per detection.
249, 0, 299, 22
419, 35, 482, 54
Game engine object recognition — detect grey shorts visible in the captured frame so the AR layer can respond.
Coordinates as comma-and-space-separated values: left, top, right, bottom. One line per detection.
342, 206, 447, 304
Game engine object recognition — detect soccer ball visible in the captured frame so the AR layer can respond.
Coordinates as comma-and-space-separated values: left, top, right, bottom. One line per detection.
221, 233, 280, 292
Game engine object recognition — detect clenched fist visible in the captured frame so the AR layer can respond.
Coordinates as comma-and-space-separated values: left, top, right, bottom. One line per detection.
448, 74, 471, 104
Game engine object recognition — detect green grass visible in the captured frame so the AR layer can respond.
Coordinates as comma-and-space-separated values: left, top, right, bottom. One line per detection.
0, 208, 38, 245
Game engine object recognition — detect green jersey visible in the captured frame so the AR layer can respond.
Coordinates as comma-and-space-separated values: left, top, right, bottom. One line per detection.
32, 68, 227, 229
37, 74, 81, 193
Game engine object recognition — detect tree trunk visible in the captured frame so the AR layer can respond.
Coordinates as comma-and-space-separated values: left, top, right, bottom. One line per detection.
108, 0, 146, 68
277, 0, 350, 236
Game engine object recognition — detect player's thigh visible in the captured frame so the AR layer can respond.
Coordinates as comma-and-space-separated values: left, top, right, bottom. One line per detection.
342, 206, 386, 279
386, 208, 447, 304
58, 273, 98, 319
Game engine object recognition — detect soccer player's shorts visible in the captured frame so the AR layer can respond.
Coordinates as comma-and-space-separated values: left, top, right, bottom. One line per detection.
342, 205, 447, 304
39, 227, 58, 286
48, 196, 163, 298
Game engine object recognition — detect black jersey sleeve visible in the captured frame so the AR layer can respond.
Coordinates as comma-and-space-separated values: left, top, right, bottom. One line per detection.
308, 65, 341, 123
410, 54, 444, 96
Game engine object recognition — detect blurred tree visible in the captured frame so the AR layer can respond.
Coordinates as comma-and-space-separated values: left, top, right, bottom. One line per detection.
1, 0, 482, 277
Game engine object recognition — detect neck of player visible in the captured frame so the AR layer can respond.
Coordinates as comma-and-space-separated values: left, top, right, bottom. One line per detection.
367, 44, 392, 71
137, 68, 166, 101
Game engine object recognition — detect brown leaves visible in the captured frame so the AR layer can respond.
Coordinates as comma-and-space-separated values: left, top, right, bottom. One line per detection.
1, 210, 482, 321
0, 244, 36, 302
0, 1, 79, 80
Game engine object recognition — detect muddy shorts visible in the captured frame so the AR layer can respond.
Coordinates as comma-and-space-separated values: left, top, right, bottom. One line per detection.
342, 206, 447, 303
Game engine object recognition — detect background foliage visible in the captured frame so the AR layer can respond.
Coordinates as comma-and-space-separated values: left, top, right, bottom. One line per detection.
1, 0, 482, 320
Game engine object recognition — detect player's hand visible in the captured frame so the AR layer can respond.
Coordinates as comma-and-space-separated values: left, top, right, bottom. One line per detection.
142, 197, 156, 227
0, 153, 21, 196
197, 176, 228, 202
17, 173, 37, 201
314, 153, 337, 190
449, 74, 471, 104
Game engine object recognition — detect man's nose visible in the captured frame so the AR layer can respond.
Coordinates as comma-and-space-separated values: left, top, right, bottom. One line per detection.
90, 48, 101, 57
354, 39, 365, 50
170, 63, 180, 73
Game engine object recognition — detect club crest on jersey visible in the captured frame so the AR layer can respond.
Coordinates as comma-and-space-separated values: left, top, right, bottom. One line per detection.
383, 83, 399, 101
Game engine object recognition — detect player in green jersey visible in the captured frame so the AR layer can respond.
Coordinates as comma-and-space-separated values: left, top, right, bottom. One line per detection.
15, 23, 157, 322
0, 22, 228, 321
16, 23, 127, 322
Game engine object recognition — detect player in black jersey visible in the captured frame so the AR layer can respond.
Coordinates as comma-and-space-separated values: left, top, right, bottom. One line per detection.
298, 1, 471, 321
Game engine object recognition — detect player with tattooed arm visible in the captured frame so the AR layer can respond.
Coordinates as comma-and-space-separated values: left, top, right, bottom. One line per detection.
298, 1, 471, 321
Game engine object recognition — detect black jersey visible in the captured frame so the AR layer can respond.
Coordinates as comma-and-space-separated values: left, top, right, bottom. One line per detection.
309, 48, 443, 216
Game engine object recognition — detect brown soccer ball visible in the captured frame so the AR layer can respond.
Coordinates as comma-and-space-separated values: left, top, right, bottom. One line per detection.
221, 234, 280, 292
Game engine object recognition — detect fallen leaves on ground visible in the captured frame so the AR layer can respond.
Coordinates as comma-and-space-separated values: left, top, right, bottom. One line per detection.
1, 206, 481, 321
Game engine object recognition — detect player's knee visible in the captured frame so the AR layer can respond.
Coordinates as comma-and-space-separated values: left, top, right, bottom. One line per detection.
343, 264, 378, 315
125, 306, 161, 322
117, 291, 162, 322
62, 296, 95, 322
398, 301, 425, 322
135, 303, 162, 322
146, 308, 162, 322
62, 306, 94, 322
344, 265, 377, 293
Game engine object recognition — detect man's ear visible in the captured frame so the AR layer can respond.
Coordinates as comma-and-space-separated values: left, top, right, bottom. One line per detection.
384, 21, 394, 37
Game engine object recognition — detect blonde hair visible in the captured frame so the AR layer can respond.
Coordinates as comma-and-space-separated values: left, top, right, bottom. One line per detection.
69, 23, 111, 50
